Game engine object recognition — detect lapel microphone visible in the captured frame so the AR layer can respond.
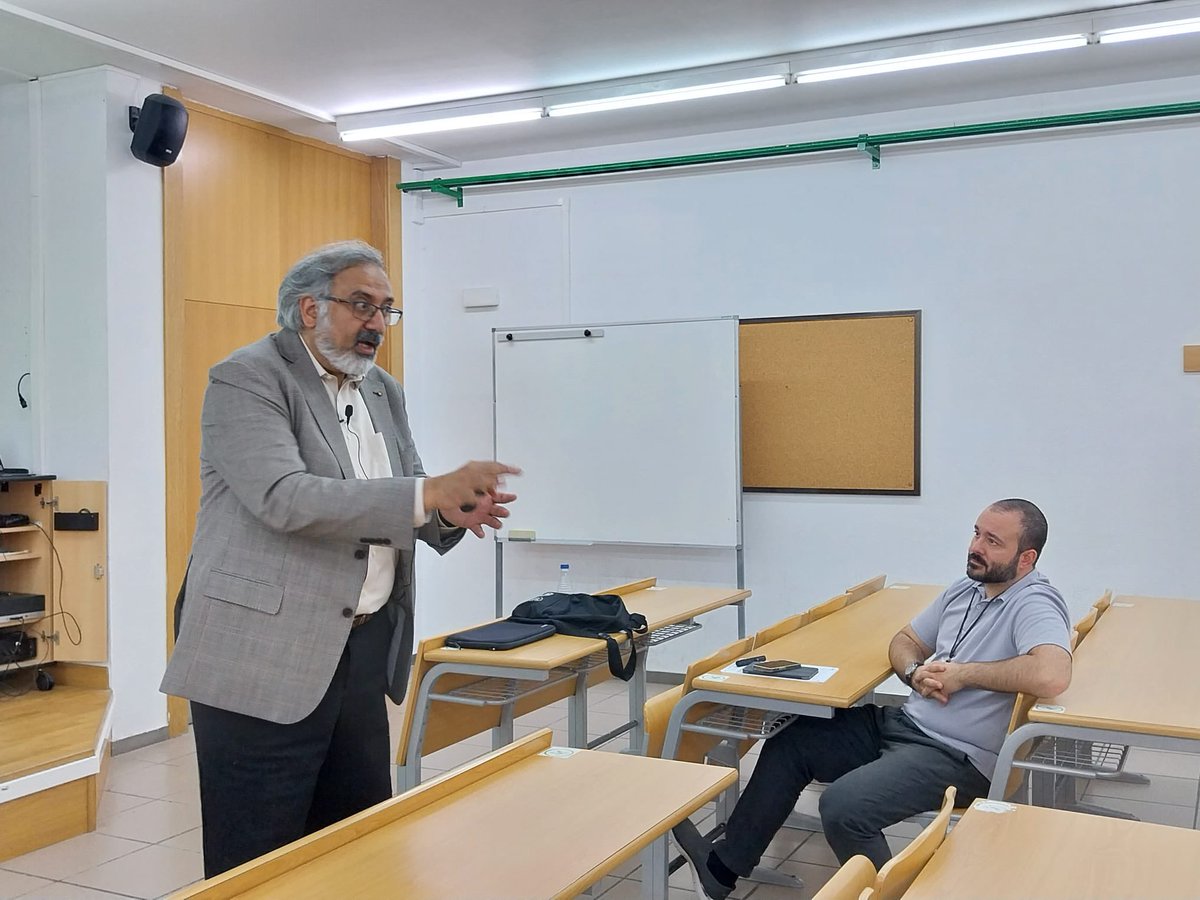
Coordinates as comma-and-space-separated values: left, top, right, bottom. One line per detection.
344, 404, 354, 429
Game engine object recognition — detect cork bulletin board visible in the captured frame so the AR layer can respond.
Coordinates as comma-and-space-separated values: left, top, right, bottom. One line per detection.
739, 311, 921, 494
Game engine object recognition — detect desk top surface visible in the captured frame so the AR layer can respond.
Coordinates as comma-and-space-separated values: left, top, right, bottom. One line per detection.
423, 584, 750, 669
905, 800, 1200, 899
694, 583, 942, 707
229, 747, 735, 900
1030, 594, 1200, 740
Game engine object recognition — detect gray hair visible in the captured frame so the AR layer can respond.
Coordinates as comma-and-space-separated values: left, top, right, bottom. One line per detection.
276, 240, 385, 331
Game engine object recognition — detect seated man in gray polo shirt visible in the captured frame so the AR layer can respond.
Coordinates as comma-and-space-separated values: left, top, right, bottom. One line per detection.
677, 498, 1072, 900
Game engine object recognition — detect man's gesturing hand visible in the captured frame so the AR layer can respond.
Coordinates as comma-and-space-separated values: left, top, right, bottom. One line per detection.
424, 461, 521, 537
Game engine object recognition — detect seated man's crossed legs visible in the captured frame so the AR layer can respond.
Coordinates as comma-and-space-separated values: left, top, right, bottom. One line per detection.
674, 704, 990, 900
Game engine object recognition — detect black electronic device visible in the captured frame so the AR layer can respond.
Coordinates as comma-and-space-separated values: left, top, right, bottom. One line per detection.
55, 509, 99, 531
0, 591, 45, 619
129, 93, 189, 167
0, 513, 31, 528
0, 631, 37, 664
745, 659, 820, 680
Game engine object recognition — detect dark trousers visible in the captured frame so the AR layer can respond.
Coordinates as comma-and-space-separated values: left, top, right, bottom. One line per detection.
191, 610, 393, 879
715, 705, 991, 873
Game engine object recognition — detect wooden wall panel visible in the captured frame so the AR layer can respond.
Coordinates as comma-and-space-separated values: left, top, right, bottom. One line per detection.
180, 113, 282, 309
163, 94, 398, 733
279, 140, 374, 269
52, 481, 108, 663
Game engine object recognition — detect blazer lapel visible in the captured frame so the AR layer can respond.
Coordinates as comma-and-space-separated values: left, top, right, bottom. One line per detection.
274, 330, 355, 478
362, 370, 405, 476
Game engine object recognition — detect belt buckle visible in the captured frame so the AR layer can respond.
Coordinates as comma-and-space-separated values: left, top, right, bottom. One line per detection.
352, 612, 372, 628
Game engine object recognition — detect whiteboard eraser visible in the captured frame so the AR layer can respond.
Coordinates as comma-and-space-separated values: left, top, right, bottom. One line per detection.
508, 529, 536, 541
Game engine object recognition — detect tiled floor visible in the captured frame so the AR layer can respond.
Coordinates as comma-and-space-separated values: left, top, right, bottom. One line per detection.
2, 681, 1198, 898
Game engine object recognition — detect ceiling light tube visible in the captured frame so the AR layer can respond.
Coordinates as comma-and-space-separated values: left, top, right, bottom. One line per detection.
1097, 16, 1200, 44
794, 34, 1088, 84
546, 74, 786, 117
338, 104, 543, 141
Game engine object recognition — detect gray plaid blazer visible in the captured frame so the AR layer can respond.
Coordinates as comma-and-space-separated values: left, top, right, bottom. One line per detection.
160, 329, 462, 724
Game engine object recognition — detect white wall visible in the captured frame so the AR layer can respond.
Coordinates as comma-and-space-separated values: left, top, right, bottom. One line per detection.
403, 74, 1200, 672
0, 83, 34, 468
32, 67, 166, 739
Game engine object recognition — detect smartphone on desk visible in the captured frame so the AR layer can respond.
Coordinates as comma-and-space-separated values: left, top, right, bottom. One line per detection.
745, 659, 819, 679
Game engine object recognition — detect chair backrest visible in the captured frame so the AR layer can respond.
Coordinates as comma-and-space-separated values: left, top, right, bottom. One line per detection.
684, 636, 756, 691
812, 855, 877, 900
1092, 589, 1113, 617
859, 888, 878, 900
808, 592, 847, 622
752, 610, 811, 648
642, 685, 684, 759
874, 785, 955, 900
1072, 607, 1099, 646
844, 574, 887, 605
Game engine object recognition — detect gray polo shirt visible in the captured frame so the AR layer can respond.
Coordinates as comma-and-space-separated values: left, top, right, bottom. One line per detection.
902, 570, 1070, 779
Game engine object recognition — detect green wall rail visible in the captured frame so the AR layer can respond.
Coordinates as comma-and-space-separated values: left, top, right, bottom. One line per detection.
398, 100, 1200, 206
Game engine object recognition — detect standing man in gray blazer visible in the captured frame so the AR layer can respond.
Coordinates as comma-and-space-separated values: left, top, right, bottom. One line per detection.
160, 240, 519, 878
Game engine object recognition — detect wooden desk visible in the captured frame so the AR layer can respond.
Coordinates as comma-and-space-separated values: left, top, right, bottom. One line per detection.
397, 579, 751, 790
175, 730, 737, 900
990, 594, 1200, 800
905, 799, 1200, 899
661, 583, 942, 762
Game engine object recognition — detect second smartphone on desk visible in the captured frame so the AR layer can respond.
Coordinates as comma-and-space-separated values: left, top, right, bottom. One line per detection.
744, 659, 819, 679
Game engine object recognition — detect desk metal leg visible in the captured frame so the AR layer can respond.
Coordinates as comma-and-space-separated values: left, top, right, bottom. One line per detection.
736, 598, 746, 640
641, 835, 669, 900
628, 655, 647, 753
568, 671, 589, 747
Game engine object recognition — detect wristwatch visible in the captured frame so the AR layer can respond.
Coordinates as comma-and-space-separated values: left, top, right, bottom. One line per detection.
902, 660, 921, 687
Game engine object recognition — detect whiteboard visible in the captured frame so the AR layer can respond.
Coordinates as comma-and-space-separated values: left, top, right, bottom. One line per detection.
493, 318, 741, 547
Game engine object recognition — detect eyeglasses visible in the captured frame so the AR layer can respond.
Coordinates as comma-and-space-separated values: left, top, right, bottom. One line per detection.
318, 295, 403, 326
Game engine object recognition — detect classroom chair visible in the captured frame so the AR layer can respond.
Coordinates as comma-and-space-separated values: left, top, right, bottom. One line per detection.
751, 609, 811, 647
807, 591, 848, 622
1092, 589, 1113, 616
843, 574, 887, 605
812, 855, 877, 900
874, 785, 956, 900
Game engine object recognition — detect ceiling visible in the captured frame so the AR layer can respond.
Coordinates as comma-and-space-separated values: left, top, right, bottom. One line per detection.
2, 0, 1199, 167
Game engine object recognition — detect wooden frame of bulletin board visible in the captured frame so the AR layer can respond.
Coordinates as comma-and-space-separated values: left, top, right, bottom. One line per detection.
739, 311, 921, 495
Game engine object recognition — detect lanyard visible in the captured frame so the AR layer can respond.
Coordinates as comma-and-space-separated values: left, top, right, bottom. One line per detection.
948, 591, 994, 660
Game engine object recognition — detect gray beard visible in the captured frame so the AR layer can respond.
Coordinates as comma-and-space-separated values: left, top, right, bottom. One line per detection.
314, 310, 375, 377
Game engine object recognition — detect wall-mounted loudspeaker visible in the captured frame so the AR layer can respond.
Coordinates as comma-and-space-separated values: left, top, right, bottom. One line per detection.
128, 93, 189, 167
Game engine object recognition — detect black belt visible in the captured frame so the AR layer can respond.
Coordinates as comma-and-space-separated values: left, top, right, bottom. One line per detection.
351, 612, 375, 629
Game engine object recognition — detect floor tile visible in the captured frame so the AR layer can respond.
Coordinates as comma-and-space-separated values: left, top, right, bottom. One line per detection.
515, 703, 569, 728
755, 858, 838, 900
1085, 773, 1200, 807
0, 831, 149, 880
20, 883, 136, 899
117, 735, 197, 766
0, 869, 54, 898
786, 830, 839, 867
1124, 749, 1200, 779
66, 843, 203, 900
97, 792, 154, 821
95, 798, 202, 844
160, 827, 204, 853
104, 761, 197, 802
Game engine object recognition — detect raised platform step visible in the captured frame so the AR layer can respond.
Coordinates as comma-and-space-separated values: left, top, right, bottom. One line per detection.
0, 664, 113, 862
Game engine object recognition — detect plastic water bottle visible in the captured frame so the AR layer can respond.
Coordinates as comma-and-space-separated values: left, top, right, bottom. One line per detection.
557, 562, 572, 592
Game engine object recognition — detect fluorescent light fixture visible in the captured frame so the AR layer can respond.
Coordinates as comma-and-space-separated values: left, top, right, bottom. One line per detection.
794, 34, 1088, 84
1097, 16, 1200, 44
547, 74, 786, 117
338, 101, 543, 141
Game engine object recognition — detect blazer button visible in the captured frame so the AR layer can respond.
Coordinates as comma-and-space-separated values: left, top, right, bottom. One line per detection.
342, 607, 354, 618
354, 549, 367, 560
